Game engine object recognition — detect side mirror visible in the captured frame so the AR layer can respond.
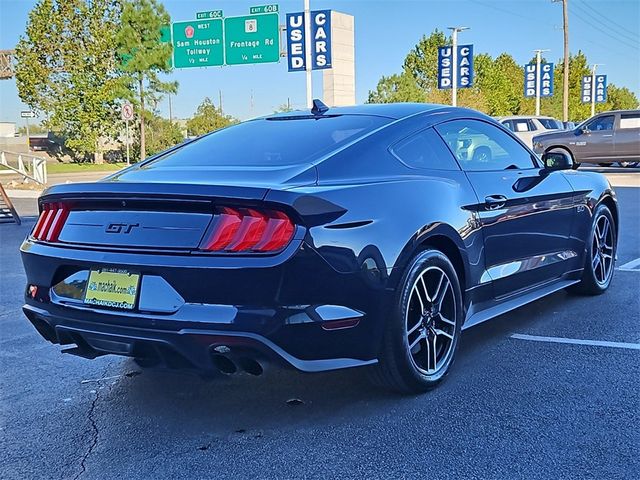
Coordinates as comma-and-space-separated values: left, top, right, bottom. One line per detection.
542, 151, 573, 171
580, 127, 590, 135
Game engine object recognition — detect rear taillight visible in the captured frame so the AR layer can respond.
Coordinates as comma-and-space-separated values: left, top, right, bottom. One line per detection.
32, 202, 69, 242
201, 207, 295, 253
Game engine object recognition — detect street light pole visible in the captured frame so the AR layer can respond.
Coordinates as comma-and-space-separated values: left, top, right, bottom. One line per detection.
448, 26, 469, 107
589, 64, 604, 117
304, 0, 313, 108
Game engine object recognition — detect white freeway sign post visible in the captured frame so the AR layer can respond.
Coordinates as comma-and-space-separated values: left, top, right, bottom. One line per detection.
121, 104, 134, 165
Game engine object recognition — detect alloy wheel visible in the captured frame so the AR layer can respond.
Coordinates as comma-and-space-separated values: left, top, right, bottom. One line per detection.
591, 215, 614, 286
405, 266, 457, 375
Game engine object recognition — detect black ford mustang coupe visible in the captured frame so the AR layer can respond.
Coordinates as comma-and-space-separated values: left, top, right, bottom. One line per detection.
21, 103, 618, 393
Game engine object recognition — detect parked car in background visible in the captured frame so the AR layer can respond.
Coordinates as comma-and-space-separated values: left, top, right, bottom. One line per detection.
497, 116, 564, 148
533, 110, 640, 168
563, 121, 577, 130
29, 134, 63, 154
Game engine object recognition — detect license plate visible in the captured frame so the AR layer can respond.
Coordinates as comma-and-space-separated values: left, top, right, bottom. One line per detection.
84, 268, 140, 310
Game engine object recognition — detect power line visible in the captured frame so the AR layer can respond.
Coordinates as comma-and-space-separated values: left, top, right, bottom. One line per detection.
470, 0, 532, 21
569, 4, 637, 50
573, 0, 637, 44
576, 0, 638, 38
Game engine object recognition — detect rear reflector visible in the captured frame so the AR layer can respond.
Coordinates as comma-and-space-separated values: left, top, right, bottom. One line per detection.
201, 207, 295, 253
32, 202, 69, 242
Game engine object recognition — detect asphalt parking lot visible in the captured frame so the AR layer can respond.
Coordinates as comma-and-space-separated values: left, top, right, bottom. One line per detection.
1, 170, 639, 480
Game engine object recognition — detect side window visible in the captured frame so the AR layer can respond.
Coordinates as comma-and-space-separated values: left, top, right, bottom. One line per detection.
586, 115, 615, 131
620, 113, 640, 129
513, 119, 531, 132
435, 119, 537, 171
502, 120, 515, 132
390, 128, 459, 171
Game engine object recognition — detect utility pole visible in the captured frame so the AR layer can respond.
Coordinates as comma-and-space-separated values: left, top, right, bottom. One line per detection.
168, 93, 173, 122
219, 89, 223, 115
304, 0, 313, 108
533, 49, 550, 116
561, 0, 569, 123
448, 26, 469, 107
553, 0, 570, 121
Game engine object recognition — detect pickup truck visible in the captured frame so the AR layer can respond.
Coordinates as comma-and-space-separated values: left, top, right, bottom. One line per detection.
532, 109, 640, 168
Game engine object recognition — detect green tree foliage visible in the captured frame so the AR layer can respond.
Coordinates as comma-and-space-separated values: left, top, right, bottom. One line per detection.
116, 0, 175, 160
15, 0, 124, 163
133, 113, 183, 158
186, 98, 237, 137
368, 32, 638, 122
367, 69, 426, 103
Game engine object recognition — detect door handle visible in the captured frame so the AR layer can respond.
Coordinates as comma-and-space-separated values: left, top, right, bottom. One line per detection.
485, 195, 507, 210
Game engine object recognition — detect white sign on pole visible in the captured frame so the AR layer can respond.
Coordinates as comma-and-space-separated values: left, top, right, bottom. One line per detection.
21, 111, 36, 118
121, 103, 134, 121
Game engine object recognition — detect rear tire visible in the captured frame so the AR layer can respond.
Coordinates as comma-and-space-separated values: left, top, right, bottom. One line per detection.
369, 250, 463, 394
567, 204, 616, 296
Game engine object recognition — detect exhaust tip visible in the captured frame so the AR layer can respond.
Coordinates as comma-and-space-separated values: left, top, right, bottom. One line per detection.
238, 358, 264, 376
212, 354, 237, 375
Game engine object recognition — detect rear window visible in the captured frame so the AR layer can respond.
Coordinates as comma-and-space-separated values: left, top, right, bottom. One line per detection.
620, 113, 640, 129
538, 118, 563, 129
145, 115, 389, 167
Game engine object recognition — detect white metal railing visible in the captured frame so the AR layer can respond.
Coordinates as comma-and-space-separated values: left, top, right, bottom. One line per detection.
0, 150, 47, 184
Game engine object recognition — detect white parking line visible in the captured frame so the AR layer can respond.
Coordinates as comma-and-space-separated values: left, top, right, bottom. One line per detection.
511, 333, 640, 351
617, 257, 640, 272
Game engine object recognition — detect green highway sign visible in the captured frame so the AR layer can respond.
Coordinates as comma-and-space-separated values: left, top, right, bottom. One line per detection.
172, 19, 224, 68
249, 4, 279, 14
224, 13, 280, 65
196, 10, 223, 20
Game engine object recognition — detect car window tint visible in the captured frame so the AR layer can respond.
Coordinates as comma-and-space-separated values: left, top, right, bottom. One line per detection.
620, 114, 640, 129
391, 128, 459, 171
145, 115, 390, 167
502, 120, 515, 131
586, 115, 615, 132
435, 119, 536, 171
538, 118, 562, 129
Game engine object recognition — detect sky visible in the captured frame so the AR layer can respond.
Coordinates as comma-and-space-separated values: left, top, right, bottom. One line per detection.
1, 0, 639, 127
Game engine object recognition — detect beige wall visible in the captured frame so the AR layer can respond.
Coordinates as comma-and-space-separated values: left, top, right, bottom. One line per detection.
323, 11, 355, 107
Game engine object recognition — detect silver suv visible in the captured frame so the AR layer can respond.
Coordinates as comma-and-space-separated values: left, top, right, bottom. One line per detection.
497, 116, 564, 148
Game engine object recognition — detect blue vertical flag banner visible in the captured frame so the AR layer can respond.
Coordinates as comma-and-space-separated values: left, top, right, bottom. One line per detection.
437, 46, 453, 89
594, 75, 607, 103
286, 10, 332, 72
524, 64, 537, 97
524, 63, 554, 98
457, 45, 473, 88
286, 12, 306, 72
438, 45, 474, 89
310, 10, 332, 69
581, 75, 592, 103
540, 63, 554, 97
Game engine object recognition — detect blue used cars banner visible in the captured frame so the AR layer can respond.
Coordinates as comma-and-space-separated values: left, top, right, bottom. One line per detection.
524, 63, 554, 98
438, 45, 474, 89
582, 75, 607, 103
286, 10, 332, 72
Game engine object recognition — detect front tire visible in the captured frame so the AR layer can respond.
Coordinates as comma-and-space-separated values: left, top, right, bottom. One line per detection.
370, 250, 463, 393
568, 204, 616, 295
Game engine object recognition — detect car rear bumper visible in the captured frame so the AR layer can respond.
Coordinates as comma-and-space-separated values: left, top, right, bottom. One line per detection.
21, 238, 390, 374
23, 303, 377, 374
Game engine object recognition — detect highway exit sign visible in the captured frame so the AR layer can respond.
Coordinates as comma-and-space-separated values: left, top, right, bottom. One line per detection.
196, 10, 223, 20
172, 19, 224, 68
250, 4, 279, 14
224, 13, 280, 65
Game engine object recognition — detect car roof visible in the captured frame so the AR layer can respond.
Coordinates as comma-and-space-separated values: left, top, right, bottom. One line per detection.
497, 115, 559, 120
265, 103, 450, 121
